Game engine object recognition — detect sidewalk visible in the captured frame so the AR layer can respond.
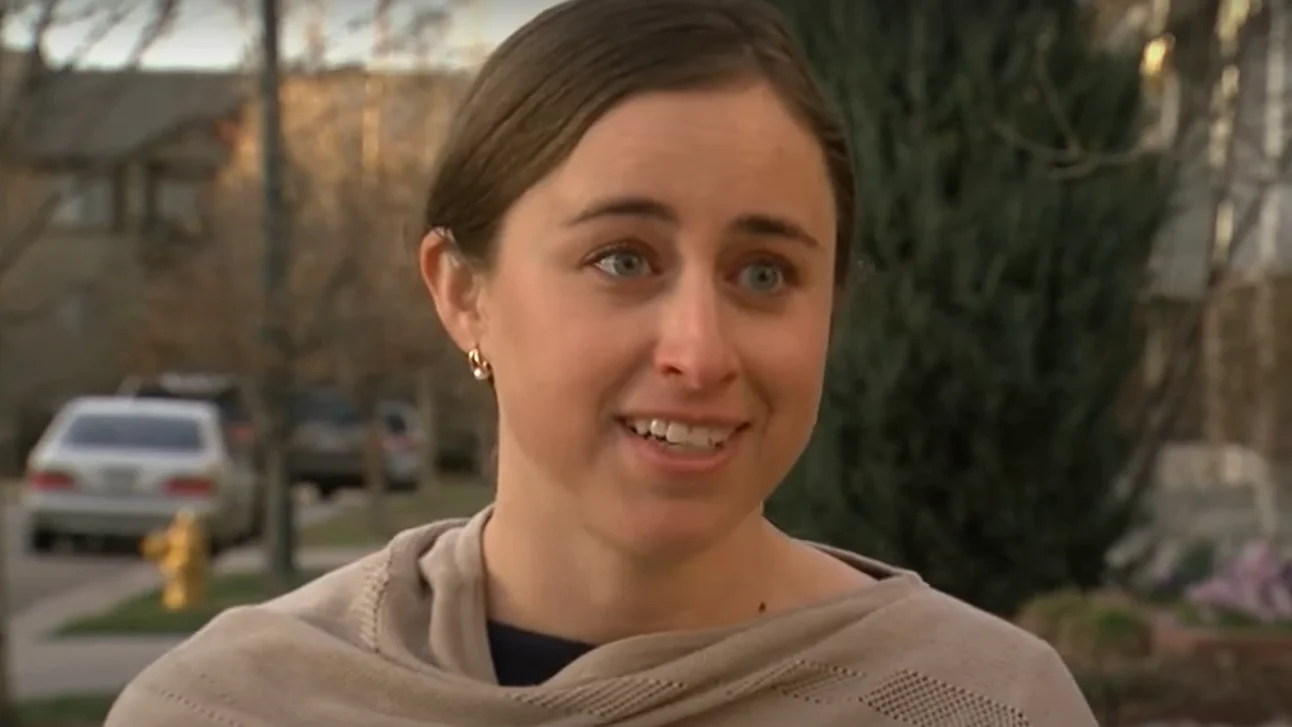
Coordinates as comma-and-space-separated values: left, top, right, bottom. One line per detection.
10, 487, 378, 701
13, 545, 377, 700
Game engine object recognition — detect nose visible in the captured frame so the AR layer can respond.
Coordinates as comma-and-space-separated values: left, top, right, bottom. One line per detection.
653, 274, 739, 390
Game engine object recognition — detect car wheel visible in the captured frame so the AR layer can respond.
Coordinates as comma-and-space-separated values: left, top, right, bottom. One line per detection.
26, 527, 56, 554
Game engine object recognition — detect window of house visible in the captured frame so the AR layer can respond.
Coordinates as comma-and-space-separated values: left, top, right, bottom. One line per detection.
55, 288, 91, 334
147, 167, 211, 235
49, 173, 117, 229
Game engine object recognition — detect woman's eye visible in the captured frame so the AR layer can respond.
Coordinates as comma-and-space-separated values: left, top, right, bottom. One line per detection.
592, 250, 653, 278
736, 261, 787, 294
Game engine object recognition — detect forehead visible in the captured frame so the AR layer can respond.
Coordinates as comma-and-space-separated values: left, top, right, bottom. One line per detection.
528, 81, 836, 231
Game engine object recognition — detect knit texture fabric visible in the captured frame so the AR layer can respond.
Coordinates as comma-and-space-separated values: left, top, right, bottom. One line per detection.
106, 509, 1098, 726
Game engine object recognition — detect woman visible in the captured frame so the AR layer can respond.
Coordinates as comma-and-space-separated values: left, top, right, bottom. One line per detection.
108, 0, 1097, 724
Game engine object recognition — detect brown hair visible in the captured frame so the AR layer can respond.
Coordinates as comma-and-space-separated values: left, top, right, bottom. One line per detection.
421, 0, 855, 287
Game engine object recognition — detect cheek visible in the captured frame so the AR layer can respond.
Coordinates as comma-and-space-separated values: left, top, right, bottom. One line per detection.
745, 300, 832, 451
757, 302, 831, 395
486, 269, 640, 429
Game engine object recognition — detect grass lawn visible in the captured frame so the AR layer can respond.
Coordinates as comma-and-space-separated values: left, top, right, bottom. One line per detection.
16, 693, 116, 726
57, 569, 322, 637
299, 479, 494, 548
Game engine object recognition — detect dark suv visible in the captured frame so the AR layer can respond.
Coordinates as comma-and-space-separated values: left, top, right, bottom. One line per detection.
117, 373, 258, 459
287, 388, 421, 499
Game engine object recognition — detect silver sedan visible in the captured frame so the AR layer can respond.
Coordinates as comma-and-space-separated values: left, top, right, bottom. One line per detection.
20, 396, 262, 553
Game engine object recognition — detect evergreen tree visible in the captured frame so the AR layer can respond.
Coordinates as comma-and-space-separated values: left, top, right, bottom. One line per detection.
766, 0, 1177, 616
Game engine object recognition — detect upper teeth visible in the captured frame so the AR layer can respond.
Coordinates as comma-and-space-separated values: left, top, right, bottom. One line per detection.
627, 419, 734, 448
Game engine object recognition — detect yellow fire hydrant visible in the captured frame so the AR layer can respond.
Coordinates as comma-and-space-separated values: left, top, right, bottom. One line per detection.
141, 509, 209, 611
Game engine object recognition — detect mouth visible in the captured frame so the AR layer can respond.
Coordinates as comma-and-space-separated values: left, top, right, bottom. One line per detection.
619, 417, 746, 453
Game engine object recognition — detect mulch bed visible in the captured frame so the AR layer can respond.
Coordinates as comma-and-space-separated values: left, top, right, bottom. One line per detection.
1082, 657, 1292, 726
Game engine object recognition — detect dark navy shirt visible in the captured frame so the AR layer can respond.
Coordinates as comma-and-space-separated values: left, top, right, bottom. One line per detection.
487, 620, 596, 687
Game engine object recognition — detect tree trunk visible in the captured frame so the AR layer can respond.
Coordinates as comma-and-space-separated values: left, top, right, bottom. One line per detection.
1253, 0, 1287, 539
0, 463, 16, 727
361, 397, 390, 536
261, 428, 297, 592
414, 366, 437, 491
0, 524, 14, 727
258, 0, 297, 593
0, 333, 17, 727
241, 377, 296, 591
1199, 0, 1248, 492
1202, 301, 1225, 483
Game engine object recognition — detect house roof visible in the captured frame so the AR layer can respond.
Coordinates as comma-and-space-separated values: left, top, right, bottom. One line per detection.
12, 69, 250, 162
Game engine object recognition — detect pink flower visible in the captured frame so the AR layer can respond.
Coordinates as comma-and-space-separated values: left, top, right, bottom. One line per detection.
1184, 539, 1292, 625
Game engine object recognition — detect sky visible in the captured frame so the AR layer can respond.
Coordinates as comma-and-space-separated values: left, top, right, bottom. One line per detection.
3, 0, 562, 69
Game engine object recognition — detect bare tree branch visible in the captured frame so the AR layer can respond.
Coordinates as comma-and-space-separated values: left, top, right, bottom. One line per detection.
0, 176, 62, 279
0, 0, 57, 142
0, 0, 186, 323
984, 3, 1281, 512
294, 254, 358, 357
127, 49, 462, 381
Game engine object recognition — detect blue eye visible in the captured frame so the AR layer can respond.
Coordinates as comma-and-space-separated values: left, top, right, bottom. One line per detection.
736, 261, 786, 294
592, 250, 653, 278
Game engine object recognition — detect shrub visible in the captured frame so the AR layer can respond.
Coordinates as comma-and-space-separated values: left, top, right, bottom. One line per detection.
767, 0, 1176, 616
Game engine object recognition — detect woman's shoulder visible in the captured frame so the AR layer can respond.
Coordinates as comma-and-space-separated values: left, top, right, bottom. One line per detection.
833, 581, 1096, 724
817, 546, 1063, 661
795, 543, 1093, 723
815, 545, 1067, 663
894, 586, 1061, 664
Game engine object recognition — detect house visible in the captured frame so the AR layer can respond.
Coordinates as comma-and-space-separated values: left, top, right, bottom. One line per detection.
125, 65, 473, 379
0, 51, 482, 472
0, 47, 248, 471
1145, 1, 1292, 463
1100, 0, 1292, 546
151, 66, 489, 468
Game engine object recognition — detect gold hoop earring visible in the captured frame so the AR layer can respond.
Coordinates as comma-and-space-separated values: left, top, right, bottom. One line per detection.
467, 347, 492, 381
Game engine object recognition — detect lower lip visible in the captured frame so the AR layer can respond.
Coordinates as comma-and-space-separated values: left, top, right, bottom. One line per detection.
619, 422, 742, 476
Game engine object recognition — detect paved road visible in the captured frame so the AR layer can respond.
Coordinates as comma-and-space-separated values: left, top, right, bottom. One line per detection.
3, 501, 142, 615
2, 484, 341, 616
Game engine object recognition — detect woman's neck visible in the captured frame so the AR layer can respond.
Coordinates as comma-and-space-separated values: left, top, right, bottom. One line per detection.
481, 494, 788, 644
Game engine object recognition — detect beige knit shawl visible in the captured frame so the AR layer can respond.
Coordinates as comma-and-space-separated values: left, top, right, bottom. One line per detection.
106, 509, 1097, 726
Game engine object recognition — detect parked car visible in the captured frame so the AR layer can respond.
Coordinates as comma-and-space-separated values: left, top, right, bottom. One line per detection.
21, 396, 262, 554
288, 388, 421, 499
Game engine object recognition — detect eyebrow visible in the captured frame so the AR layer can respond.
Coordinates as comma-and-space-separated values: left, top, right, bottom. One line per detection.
565, 195, 821, 248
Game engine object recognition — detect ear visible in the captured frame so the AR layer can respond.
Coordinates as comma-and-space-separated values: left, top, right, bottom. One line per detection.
419, 228, 488, 354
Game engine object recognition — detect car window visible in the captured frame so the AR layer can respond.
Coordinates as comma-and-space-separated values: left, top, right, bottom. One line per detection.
294, 391, 361, 426
60, 414, 206, 453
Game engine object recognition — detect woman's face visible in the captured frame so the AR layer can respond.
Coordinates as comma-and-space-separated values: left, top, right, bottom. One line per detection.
426, 79, 837, 559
